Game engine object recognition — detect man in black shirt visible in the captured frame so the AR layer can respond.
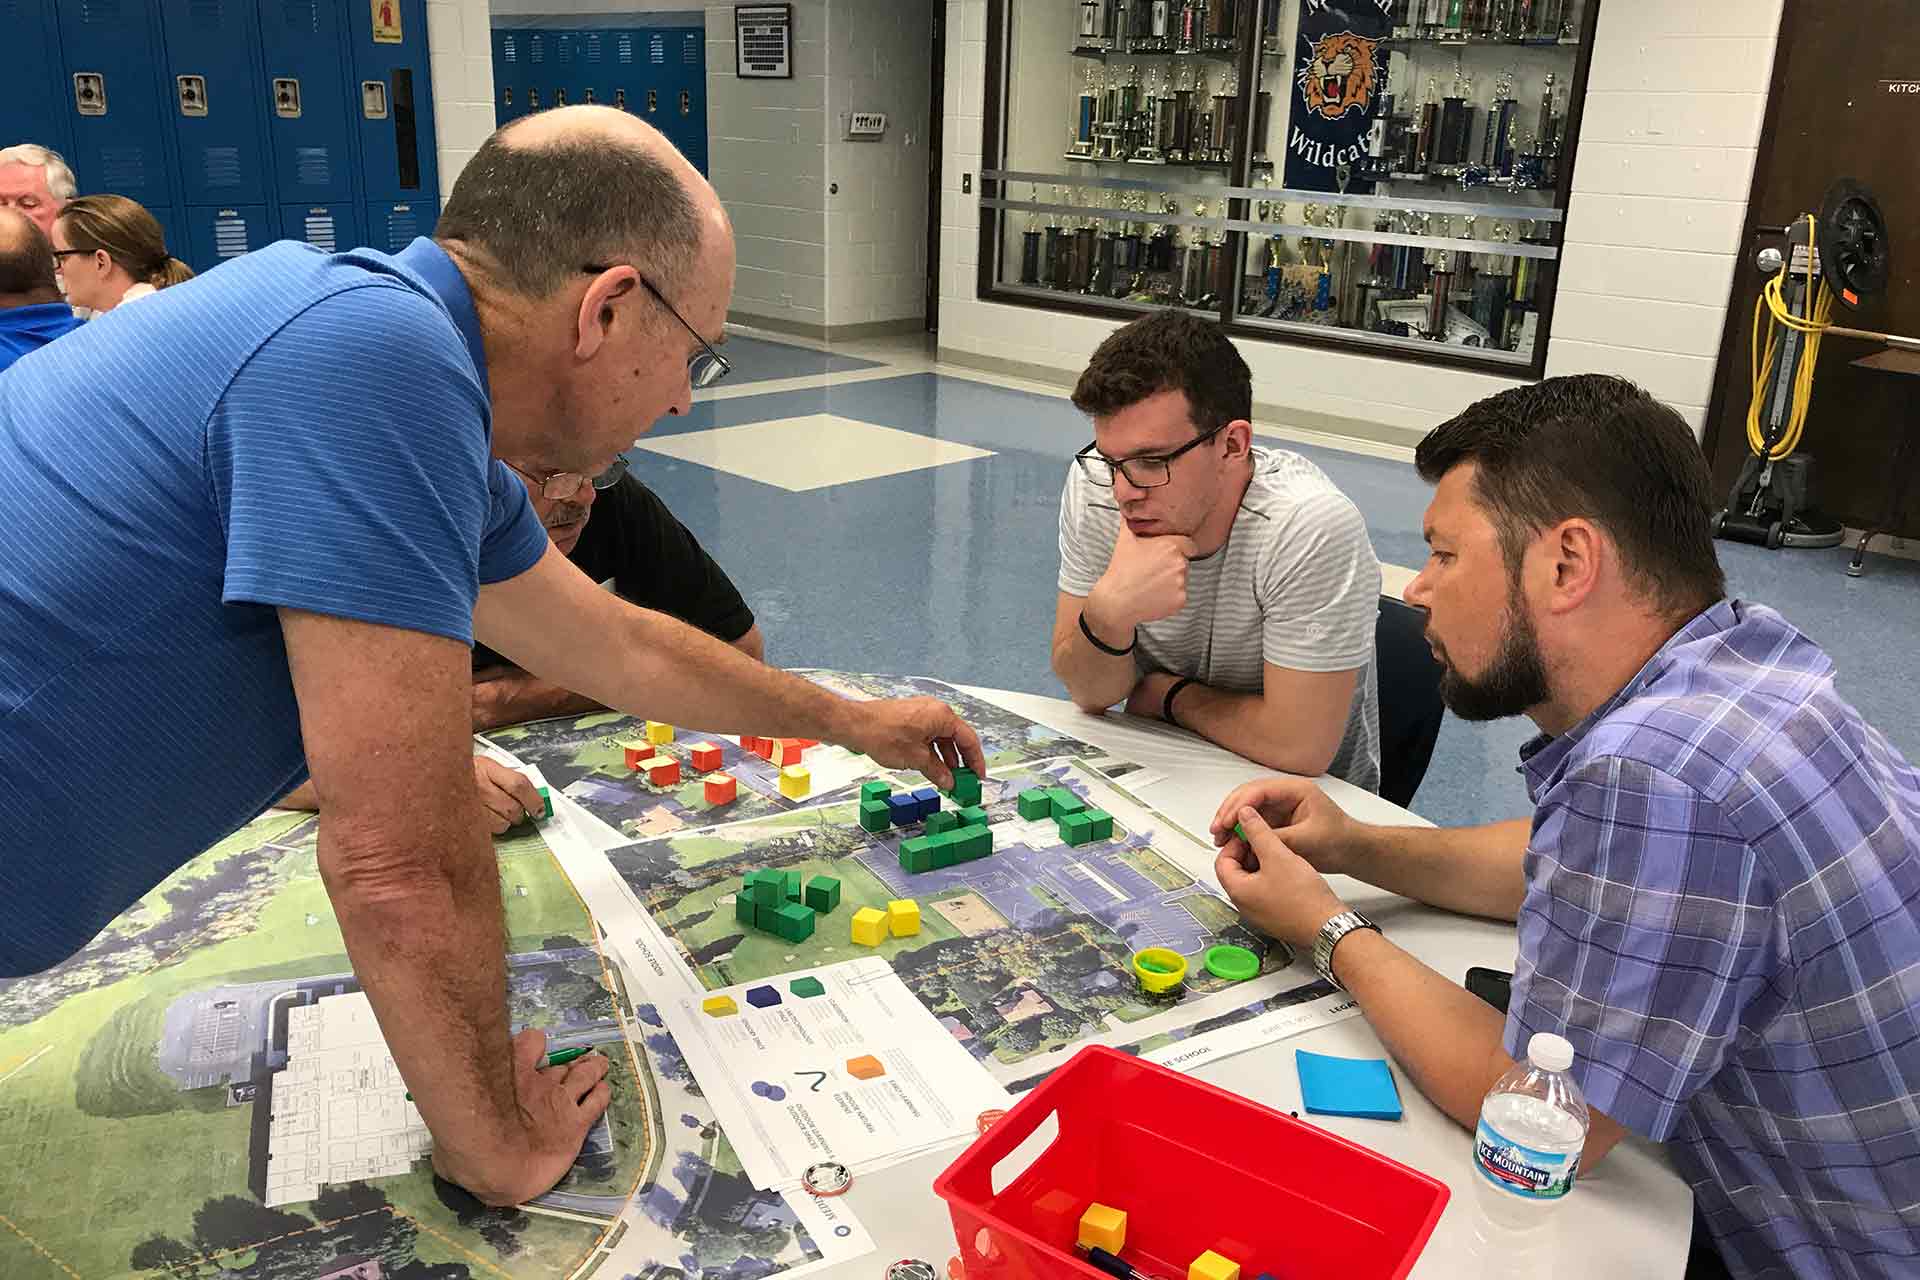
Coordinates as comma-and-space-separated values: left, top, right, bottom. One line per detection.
281, 459, 762, 829
473, 457, 765, 729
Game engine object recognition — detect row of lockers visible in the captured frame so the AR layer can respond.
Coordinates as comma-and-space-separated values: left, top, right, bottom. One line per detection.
0, 0, 440, 271
492, 23, 709, 175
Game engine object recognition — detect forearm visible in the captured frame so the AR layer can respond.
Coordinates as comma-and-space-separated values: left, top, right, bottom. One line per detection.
1174, 682, 1336, 776
278, 781, 319, 811
473, 670, 603, 732
1050, 595, 1138, 711
318, 815, 520, 1166
1345, 818, 1531, 920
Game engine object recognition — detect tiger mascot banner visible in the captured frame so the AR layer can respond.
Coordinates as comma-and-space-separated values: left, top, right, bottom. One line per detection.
1283, 0, 1392, 193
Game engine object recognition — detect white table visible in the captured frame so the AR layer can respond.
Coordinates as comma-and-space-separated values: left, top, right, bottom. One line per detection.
809, 686, 1692, 1279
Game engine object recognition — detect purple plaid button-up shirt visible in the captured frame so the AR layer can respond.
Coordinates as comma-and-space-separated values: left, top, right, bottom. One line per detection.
1509, 600, 1920, 1279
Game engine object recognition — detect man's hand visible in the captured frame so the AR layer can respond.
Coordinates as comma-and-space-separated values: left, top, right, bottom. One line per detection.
1124, 671, 1178, 721
476, 758, 546, 834
432, 1026, 613, 1207
1214, 807, 1349, 949
1208, 775, 1362, 877
839, 698, 988, 792
1086, 524, 1196, 636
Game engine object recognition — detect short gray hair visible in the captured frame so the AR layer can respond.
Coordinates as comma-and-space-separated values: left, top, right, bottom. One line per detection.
434, 126, 704, 299
0, 145, 77, 202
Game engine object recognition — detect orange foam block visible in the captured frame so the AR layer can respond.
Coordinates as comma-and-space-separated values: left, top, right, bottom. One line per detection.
690, 741, 724, 772
774, 738, 805, 766
623, 745, 648, 771
643, 756, 681, 786
845, 1054, 886, 1081
705, 773, 738, 804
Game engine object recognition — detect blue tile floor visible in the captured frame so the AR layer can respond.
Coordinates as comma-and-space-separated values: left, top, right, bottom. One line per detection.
639, 342, 1920, 830
712, 334, 880, 384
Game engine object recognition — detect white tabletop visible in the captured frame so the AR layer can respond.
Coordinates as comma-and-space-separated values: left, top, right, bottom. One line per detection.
808, 685, 1692, 1279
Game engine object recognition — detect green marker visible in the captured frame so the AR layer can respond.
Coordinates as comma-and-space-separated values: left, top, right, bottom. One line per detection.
1234, 822, 1247, 841
406, 1046, 595, 1099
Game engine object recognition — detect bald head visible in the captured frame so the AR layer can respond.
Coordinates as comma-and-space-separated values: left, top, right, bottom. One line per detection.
436, 105, 731, 300
0, 207, 59, 300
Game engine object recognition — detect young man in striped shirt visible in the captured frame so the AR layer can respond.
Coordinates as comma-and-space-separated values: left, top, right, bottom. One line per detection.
1050, 310, 1383, 790
1212, 374, 1920, 1278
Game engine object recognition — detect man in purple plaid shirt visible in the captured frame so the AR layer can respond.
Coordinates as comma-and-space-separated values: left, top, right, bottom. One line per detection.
1209, 375, 1920, 1279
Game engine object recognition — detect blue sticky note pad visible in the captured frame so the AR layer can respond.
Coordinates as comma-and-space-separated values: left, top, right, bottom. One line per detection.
1295, 1049, 1403, 1121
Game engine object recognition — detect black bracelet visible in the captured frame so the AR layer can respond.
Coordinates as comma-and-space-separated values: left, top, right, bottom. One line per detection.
1162, 676, 1197, 727
1078, 611, 1136, 656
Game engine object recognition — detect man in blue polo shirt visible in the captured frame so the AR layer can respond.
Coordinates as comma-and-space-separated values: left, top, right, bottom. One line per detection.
1208, 376, 1919, 1278
0, 209, 80, 371
0, 106, 985, 1207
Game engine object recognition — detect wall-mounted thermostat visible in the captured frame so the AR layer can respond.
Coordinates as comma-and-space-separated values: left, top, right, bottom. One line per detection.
844, 111, 887, 140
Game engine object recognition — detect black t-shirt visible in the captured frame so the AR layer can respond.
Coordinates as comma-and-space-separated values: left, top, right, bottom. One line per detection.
472, 474, 755, 670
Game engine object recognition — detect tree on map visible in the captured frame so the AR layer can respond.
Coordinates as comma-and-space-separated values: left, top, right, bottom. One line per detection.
129, 1234, 205, 1278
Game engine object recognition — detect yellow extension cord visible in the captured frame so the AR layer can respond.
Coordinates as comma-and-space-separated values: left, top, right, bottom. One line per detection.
1747, 213, 1836, 461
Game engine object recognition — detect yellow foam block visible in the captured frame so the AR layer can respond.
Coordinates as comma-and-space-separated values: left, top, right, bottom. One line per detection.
779, 763, 811, 799
886, 899, 921, 937
850, 907, 888, 947
1077, 1203, 1127, 1254
645, 720, 675, 744
701, 995, 738, 1018
1188, 1251, 1240, 1280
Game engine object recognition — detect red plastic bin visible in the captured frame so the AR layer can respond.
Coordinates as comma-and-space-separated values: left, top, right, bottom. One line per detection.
933, 1046, 1449, 1280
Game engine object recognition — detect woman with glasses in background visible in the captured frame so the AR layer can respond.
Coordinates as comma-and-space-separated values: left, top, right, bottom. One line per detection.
51, 194, 193, 315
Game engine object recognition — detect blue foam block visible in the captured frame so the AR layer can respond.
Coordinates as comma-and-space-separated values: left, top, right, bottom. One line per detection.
886, 793, 921, 825
910, 786, 940, 819
1295, 1049, 1403, 1121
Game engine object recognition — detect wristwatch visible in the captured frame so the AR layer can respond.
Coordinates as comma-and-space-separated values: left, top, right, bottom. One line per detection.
1311, 910, 1380, 992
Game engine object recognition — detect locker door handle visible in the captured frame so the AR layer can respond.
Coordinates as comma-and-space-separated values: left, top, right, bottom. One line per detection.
73, 72, 106, 116
177, 75, 208, 117
273, 78, 302, 119
680, 90, 691, 116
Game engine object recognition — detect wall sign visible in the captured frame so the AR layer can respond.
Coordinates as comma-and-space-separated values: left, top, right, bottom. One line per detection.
372, 0, 402, 44
1283, 0, 1392, 193
736, 4, 793, 79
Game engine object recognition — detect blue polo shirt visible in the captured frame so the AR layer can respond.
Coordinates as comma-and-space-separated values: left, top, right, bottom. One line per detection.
0, 238, 547, 976
0, 299, 83, 372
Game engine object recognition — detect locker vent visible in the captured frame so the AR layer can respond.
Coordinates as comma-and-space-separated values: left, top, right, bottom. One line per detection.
617, 34, 634, 64
500, 34, 516, 62
682, 33, 699, 64
528, 34, 544, 63
294, 146, 330, 187
213, 212, 250, 258
386, 206, 421, 244
79, 0, 122, 24
558, 35, 574, 64
188, 0, 223, 30
649, 34, 666, 64
202, 146, 242, 188
583, 33, 603, 62
281, 1, 319, 34
302, 211, 336, 253
99, 148, 146, 190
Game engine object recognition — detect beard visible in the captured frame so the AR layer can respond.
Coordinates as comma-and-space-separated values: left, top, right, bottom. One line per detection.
1431, 595, 1550, 723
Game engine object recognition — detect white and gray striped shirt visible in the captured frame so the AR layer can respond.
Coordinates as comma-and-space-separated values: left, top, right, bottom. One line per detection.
1058, 446, 1382, 791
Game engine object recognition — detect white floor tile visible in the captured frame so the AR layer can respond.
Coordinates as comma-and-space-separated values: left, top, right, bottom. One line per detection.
635, 414, 995, 491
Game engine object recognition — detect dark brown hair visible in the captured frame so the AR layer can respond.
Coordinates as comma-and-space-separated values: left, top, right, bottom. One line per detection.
57, 195, 194, 289
1072, 311, 1253, 433
1416, 374, 1727, 617
0, 209, 57, 294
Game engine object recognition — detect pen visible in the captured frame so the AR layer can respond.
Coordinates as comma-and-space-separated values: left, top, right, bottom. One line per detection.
1079, 1245, 1170, 1280
405, 1046, 595, 1100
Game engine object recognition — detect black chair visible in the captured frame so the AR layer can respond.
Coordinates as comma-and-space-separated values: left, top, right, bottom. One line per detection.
1374, 595, 1446, 809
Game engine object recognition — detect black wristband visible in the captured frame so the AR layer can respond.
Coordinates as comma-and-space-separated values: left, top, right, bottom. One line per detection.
1162, 676, 1197, 727
1078, 611, 1136, 656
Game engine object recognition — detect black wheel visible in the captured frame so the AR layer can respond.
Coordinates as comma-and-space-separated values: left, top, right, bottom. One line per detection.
1766, 521, 1786, 550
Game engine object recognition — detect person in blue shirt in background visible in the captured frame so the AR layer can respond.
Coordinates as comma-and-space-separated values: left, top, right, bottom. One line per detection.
0, 209, 81, 372
0, 106, 985, 1208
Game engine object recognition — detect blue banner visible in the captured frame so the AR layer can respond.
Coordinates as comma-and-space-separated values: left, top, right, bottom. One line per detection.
1282, 0, 1393, 193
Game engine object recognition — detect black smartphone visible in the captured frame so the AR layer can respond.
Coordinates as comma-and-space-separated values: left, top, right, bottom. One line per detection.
1464, 966, 1513, 1014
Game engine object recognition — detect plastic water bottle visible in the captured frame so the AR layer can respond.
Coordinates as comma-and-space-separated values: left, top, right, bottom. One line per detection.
1471, 1032, 1590, 1240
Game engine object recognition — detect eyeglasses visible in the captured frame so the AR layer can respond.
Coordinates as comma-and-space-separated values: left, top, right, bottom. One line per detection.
581, 265, 731, 389
1075, 423, 1229, 489
506, 452, 631, 502
50, 249, 90, 260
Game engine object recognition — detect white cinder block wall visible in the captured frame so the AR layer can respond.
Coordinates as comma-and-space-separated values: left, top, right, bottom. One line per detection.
429, 0, 503, 201
939, 0, 1783, 440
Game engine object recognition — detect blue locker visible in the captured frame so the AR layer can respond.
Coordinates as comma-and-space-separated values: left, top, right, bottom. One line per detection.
186, 203, 272, 272
54, 0, 182, 220
158, 0, 273, 210
258, 0, 361, 209
283, 202, 362, 255
668, 28, 708, 175
492, 28, 529, 124
0, 0, 74, 166
364, 197, 437, 254
348, 0, 438, 203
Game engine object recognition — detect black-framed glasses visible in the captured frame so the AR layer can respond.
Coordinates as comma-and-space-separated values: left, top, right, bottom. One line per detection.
51, 248, 90, 260
582, 264, 731, 389
506, 453, 631, 502
1075, 423, 1228, 489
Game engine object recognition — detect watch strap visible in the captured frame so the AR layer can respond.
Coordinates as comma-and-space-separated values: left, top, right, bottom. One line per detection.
1312, 910, 1380, 992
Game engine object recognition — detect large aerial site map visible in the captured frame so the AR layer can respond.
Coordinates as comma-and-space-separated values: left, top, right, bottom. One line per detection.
0, 810, 839, 1280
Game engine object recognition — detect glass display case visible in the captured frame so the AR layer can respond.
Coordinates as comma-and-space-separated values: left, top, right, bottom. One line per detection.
977, 0, 1601, 375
